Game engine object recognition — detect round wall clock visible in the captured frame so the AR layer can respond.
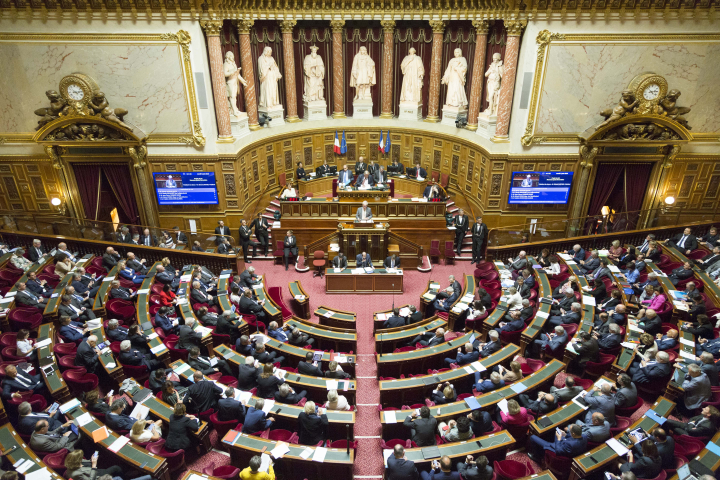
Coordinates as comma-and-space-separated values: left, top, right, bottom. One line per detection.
58, 73, 100, 107
628, 73, 668, 114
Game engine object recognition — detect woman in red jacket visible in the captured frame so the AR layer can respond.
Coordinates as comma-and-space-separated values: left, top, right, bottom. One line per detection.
498, 399, 529, 426
158, 283, 177, 307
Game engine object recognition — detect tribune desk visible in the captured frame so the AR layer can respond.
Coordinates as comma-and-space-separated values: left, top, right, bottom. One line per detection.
337, 187, 391, 202
37, 323, 72, 403
314, 306, 356, 329
325, 267, 403, 294
297, 174, 427, 198
337, 222, 389, 262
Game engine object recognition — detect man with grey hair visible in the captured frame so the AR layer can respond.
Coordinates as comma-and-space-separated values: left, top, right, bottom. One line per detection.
597, 323, 623, 350
448, 275, 462, 297
275, 382, 307, 404
548, 302, 582, 329
681, 363, 712, 414
355, 199, 373, 223
475, 371, 505, 393
575, 412, 611, 442
684, 351, 720, 387
177, 317, 202, 350
532, 325, 568, 357
217, 386, 246, 423
584, 383, 616, 426
631, 350, 672, 387
17, 401, 70, 436
71, 272, 99, 299
106, 399, 148, 431
75, 334, 100, 373
409, 327, 445, 348
239, 266, 260, 290
567, 244, 585, 263
190, 280, 217, 307
445, 342, 479, 367
579, 250, 600, 274
550, 376, 584, 402
476, 330, 502, 358
28, 238, 48, 263
614, 373, 638, 408
106, 318, 129, 343
118, 339, 163, 371
506, 250, 528, 276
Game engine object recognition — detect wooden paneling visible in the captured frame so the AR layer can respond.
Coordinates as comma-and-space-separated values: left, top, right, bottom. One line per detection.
656, 155, 720, 224
0, 159, 63, 213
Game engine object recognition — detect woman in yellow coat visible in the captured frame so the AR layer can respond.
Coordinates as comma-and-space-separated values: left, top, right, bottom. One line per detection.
239, 455, 275, 480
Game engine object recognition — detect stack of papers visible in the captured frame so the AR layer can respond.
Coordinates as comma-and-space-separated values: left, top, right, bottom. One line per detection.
59, 398, 81, 413
108, 435, 130, 452
270, 441, 290, 459
299, 447, 314, 459
312, 447, 328, 462
376, 313, 388, 320
399, 307, 411, 317
261, 399, 275, 413
384, 410, 397, 424
294, 295, 306, 301
323, 310, 335, 318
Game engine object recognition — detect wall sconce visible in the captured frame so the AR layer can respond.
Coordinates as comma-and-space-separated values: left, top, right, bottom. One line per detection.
661, 195, 675, 214
51, 197, 66, 216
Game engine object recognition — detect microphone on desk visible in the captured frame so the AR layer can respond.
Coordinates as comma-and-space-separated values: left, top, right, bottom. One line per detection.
346, 424, 351, 455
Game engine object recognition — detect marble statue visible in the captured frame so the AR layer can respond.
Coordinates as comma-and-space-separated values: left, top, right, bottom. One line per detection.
399, 48, 424, 103
483, 53, 503, 115
223, 51, 248, 117
258, 46, 282, 108
441, 48, 468, 108
303, 45, 325, 102
350, 46, 376, 100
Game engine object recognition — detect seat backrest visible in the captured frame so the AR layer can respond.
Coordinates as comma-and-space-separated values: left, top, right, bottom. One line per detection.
313, 250, 324, 259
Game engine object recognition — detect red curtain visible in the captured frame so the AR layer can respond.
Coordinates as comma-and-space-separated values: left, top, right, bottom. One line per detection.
102, 164, 140, 225
586, 163, 625, 217
623, 163, 653, 213
71, 164, 101, 220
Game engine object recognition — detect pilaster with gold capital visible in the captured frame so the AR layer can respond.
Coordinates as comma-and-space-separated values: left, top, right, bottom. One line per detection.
493, 20, 526, 140
279, 19, 301, 123
379, 20, 396, 119
235, 19, 261, 130
126, 144, 159, 226
425, 20, 446, 123
201, 20, 233, 139
330, 20, 346, 118
45, 146, 79, 219
466, 20, 491, 131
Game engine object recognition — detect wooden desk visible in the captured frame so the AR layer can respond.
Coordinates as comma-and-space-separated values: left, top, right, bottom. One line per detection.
93, 327, 126, 385
288, 281, 310, 319
337, 222, 389, 262
37, 323, 72, 403
419, 279, 441, 317
128, 377, 211, 452
64, 405, 169, 480
403, 431, 515, 466
380, 360, 565, 438
375, 317, 447, 354
325, 267, 403, 294
260, 335, 356, 377
378, 343, 519, 407
448, 274, 476, 331
216, 344, 357, 404
373, 304, 417, 331
314, 306, 356, 329
172, 360, 355, 438
337, 188, 390, 202
0, 423, 63, 479
284, 318, 357, 353
0, 256, 54, 330
376, 332, 475, 378
43, 272, 73, 318
93, 265, 120, 315
297, 175, 335, 196
179, 470, 225, 480
569, 396, 675, 480
668, 430, 720, 480
280, 197, 447, 219
520, 257, 552, 356
136, 263, 170, 367
223, 431, 354, 479
391, 176, 429, 198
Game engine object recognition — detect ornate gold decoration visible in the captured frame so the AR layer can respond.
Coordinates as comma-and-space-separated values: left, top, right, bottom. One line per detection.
662, 145, 681, 169
504, 19, 526, 36
200, 20, 224, 36
235, 19, 255, 34
380, 20, 396, 32
472, 20, 491, 35
330, 20, 345, 33
429, 20, 446, 32
279, 19, 297, 33
127, 145, 148, 168
579, 145, 598, 169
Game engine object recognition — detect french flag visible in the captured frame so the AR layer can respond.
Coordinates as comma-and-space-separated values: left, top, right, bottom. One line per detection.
378, 131, 384, 152
334, 130, 347, 155
334, 130, 341, 154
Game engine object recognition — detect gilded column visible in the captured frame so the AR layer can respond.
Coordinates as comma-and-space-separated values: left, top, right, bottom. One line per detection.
200, 21, 233, 140
236, 19, 261, 130
379, 20, 396, 119
493, 20, 526, 140
280, 20, 301, 123
330, 20, 346, 118
127, 145, 159, 227
568, 145, 598, 235
46, 146, 79, 219
425, 20, 446, 123
465, 20, 490, 131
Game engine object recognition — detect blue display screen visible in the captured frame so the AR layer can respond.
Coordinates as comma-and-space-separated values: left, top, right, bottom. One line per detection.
153, 172, 219, 205
508, 171, 574, 204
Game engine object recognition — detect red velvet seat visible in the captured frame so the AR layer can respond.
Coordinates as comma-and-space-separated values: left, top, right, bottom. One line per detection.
202, 466, 241, 479
638, 471, 667, 480
268, 286, 292, 320
545, 450, 573, 480
444, 241, 455, 265
0, 333, 17, 348
106, 298, 136, 321
312, 250, 326, 278
476, 262, 494, 272
209, 412, 240, 440
219, 375, 238, 388
479, 270, 499, 281
584, 353, 616, 378
609, 416, 631, 436
147, 439, 186, 473
266, 429, 298, 444
500, 329, 523, 346
1, 347, 26, 362
273, 240, 285, 266
494, 459, 533, 480
43, 448, 69, 476
8, 390, 47, 411
328, 439, 358, 454
53, 342, 77, 357
164, 339, 188, 363
429, 240, 441, 264
380, 439, 411, 449
615, 397, 644, 417
62, 370, 99, 394
120, 363, 150, 383
212, 333, 232, 348
664, 455, 688, 477
504, 414, 534, 444
672, 435, 705, 458
520, 358, 545, 376
58, 355, 86, 372
8, 308, 42, 331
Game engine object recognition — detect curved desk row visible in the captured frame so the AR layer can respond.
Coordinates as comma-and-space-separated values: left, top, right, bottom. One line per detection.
314, 305, 356, 329
376, 332, 475, 378
520, 257, 553, 355
375, 317, 447, 354
555, 254, 597, 366
0, 423, 63, 480
37, 323, 72, 403
447, 274, 477, 332
284, 317, 357, 353
668, 429, 720, 480
93, 265, 120, 314
135, 262, 171, 366
0, 255, 55, 330
215, 344, 357, 404
288, 280, 310, 319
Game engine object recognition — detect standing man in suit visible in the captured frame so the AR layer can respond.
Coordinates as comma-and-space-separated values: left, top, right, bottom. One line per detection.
215, 220, 231, 245
471, 217, 488, 264
338, 164, 354, 187
332, 252, 348, 270
409, 163, 427, 180
251, 213, 270, 257
666, 227, 698, 254
354, 156, 367, 175
75, 335, 101, 374
296, 161, 308, 180
284, 230, 298, 271
28, 239, 49, 263
386, 444, 419, 480
453, 209, 469, 256
238, 219, 258, 263
356, 251, 373, 268
355, 200, 373, 223
403, 406, 437, 447
384, 254, 401, 269
185, 370, 224, 414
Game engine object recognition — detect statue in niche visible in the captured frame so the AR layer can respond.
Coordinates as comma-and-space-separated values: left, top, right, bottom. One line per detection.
223, 51, 248, 117
303, 45, 325, 102
598, 90, 638, 128
399, 48, 424, 104
257, 46, 282, 108
483, 53, 503, 115
350, 46, 376, 101
34, 91, 68, 130
441, 48, 468, 108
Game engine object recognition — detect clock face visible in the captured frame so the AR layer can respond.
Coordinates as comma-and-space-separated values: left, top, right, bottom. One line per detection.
67, 84, 85, 101
643, 84, 660, 101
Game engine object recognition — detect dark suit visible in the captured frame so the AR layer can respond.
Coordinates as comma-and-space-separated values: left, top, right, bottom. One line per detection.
251, 218, 270, 256
238, 225, 258, 261
598, 333, 622, 350
110, 287, 134, 300
239, 296, 265, 322
139, 234, 158, 247
574, 338, 599, 368
518, 394, 558, 416
669, 233, 698, 251
453, 215, 469, 254
471, 222, 488, 262
237, 364, 259, 390
355, 175, 375, 188
354, 162, 367, 175
331, 256, 348, 269
669, 267, 694, 286
184, 380, 223, 413
408, 311, 423, 325
119, 348, 162, 371
316, 164, 331, 176
373, 170, 388, 184
403, 415, 437, 447
15, 290, 44, 309
102, 252, 121, 270
632, 435, 675, 469
75, 340, 99, 373
457, 462, 493, 480
27, 246, 47, 263
284, 236, 298, 269
188, 354, 233, 377
165, 415, 200, 451
386, 456, 419, 480
408, 166, 427, 179
637, 315, 662, 336
297, 361, 323, 377
478, 340, 502, 358
217, 398, 246, 422
242, 407, 272, 434
105, 413, 137, 431
106, 326, 129, 343
239, 270, 260, 289
384, 256, 401, 269
297, 412, 328, 445
296, 167, 308, 180
631, 361, 672, 386
214, 226, 231, 244
27, 279, 52, 298
356, 254, 373, 268
177, 325, 202, 350
1, 371, 45, 399
383, 315, 406, 329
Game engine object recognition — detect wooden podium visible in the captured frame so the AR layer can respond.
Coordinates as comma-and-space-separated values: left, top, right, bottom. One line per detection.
338, 222, 388, 263
337, 187, 390, 202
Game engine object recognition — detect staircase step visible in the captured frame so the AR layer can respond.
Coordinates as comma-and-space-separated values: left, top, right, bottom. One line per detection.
270, 200, 281, 207
448, 207, 459, 213
446, 201, 455, 207
265, 206, 279, 213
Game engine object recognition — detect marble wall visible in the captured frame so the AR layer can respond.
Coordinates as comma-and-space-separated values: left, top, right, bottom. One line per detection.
0, 41, 190, 134
535, 42, 720, 135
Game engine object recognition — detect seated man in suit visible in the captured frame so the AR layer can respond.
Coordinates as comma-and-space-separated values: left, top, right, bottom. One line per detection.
237, 356, 260, 391
28, 239, 49, 263
253, 342, 285, 365
106, 319, 129, 343
630, 428, 675, 469
217, 387, 247, 422
494, 310, 525, 336
374, 165, 388, 185
474, 371, 505, 394
631, 350, 672, 386
569, 331, 600, 371
696, 246, 720, 271
475, 330, 502, 358
518, 391, 558, 418
197, 306, 219, 326
316, 160, 331, 177
106, 399, 145, 431
296, 161, 308, 181
288, 327, 314, 347
421, 455, 460, 480
190, 281, 217, 307
614, 373, 638, 408
355, 200, 373, 223
26, 272, 53, 298
527, 423, 587, 463
550, 376, 584, 402
355, 171, 375, 189
217, 238, 234, 255
444, 342, 479, 367
567, 244, 586, 263
407, 305, 423, 325
238, 289, 267, 324
65, 285, 93, 309
177, 318, 202, 350
58, 315, 88, 343
188, 346, 233, 377
665, 227, 698, 254
388, 159, 405, 175
356, 251, 373, 268
551, 291, 576, 315
154, 265, 176, 290
384, 254, 401, 269
547, 302, 582, 329
589, 260, 612, 282
242, 398, 275, 435
14, 282, 49, 310
669, 261, 695, 286
583, 383, 617, 426
239, 266, 260, 290
597, 323, 623, 351
531, 325, 568, 357
1, 365, 46, 401
102, 246, 122, 270
297, 351, 324, 377
575, 412, 611, 443
403, 406, 437, 447
331, 252, 348, 270
125, 252, 148, 275
275, 382, 307, 405
655, 329, 678, 351
30, 419, 79, 453
70, 272, 99, 300
325, 361, 350, 379
433, 286, 459, 313
423, 182, 441, 200
75, 335, 101, 374
58, 294, 96, 323
579, 250, 600, 274
109, 280, 137, 300
386, 444, 419, 480
155, 306, 178, 335
663, 405, 720, 437
215, 311, 242, 344
383, 308, 406, 329
17, 402, 68, 436
338, 164, 354, 187
637, 309, 662, 336
505, 251, 528, 276
118, 340, 163, 371
408, 163, 427, 180
408, 327, 445, 348
139, 228, 158, 247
